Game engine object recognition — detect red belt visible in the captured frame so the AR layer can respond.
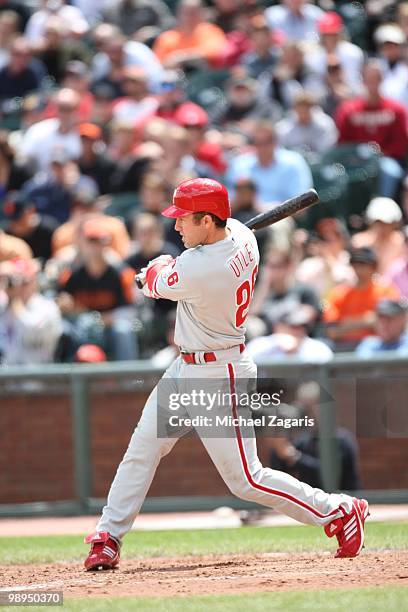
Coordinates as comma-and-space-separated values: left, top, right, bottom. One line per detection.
181, 344, 245, 365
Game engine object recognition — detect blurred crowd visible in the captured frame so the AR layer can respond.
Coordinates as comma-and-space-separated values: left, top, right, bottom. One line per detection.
0, 0, 408, 365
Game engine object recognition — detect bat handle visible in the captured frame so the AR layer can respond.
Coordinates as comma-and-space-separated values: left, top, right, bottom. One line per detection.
135, 273, 145, 289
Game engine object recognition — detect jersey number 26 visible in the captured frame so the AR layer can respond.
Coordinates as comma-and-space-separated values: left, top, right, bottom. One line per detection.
235, 265, 258, 327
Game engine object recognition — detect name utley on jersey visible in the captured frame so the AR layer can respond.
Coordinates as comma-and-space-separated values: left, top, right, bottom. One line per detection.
151, 218, 260, 352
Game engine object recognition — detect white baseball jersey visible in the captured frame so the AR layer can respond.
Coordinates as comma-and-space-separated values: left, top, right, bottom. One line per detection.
97, 219, 355, 545
151, 218, 260, 352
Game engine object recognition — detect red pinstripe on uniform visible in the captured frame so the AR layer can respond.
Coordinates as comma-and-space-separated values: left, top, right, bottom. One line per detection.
227, 362, 340, 521
153, 273, 163, 298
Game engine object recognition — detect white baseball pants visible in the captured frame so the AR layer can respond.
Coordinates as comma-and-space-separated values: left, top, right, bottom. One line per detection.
97, 350, 353, 540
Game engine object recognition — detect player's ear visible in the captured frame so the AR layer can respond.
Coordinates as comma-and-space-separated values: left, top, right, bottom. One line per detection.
207, 213, 217, 226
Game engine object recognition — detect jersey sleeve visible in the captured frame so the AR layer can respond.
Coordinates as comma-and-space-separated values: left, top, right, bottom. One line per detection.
148, 253, 200, 303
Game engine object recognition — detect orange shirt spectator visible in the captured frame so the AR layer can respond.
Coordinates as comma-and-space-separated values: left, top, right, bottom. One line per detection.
324, 247, 399, 345
52, 214, 130, 260
153, 0, 227, 68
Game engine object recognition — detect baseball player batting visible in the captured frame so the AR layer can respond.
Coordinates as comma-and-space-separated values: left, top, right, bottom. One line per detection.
84, 178, 369, 571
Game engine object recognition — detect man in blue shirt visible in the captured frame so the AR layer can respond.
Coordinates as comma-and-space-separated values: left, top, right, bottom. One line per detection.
265, 0, 324, 43
356, 299, 408, 357
225, 121, 313, 209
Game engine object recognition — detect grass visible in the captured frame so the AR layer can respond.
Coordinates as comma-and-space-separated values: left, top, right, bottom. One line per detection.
1, 521, 407, 565
17, 587, 408, 612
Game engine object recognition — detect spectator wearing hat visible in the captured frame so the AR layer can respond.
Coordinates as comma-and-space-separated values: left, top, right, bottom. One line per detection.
275, 89, 338, 154
153, 0, 227, 70
51, 182, 130, 260
174, 103, 227, 178
77, 122, 117, 195
305, 11, 364, 92
212, 75, 278, 128
374, 23, 408, 107
264, 0, 323, 43
226, 121, 313, 208
240, 15, 279, 79
323, 247, 400, 350
88, 83, 116, 127
111, 66, 158, 127
335, 59, 408, 198
356, 299, 408, 356
2, 191, 57, 261
385, 226, 408, 299
0, 258, 62, 364
57, 218, 137, 361
247, 304, 333, 363
351, 197, 405, 276
156, 71, 197, 124
19, 87, 82, 171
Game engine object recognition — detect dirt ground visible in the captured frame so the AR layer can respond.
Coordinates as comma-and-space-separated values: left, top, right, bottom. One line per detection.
2, 551, 408, 599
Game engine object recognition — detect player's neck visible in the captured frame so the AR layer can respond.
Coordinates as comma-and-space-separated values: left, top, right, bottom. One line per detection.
202, 227, 229, 246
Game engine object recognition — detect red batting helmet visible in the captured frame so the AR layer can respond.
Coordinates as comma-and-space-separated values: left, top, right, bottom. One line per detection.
162, 178, 231, 220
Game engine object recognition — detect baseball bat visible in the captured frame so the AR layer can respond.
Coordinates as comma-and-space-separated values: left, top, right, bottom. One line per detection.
245, 188, 319, 231
135, 189, 320, 288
